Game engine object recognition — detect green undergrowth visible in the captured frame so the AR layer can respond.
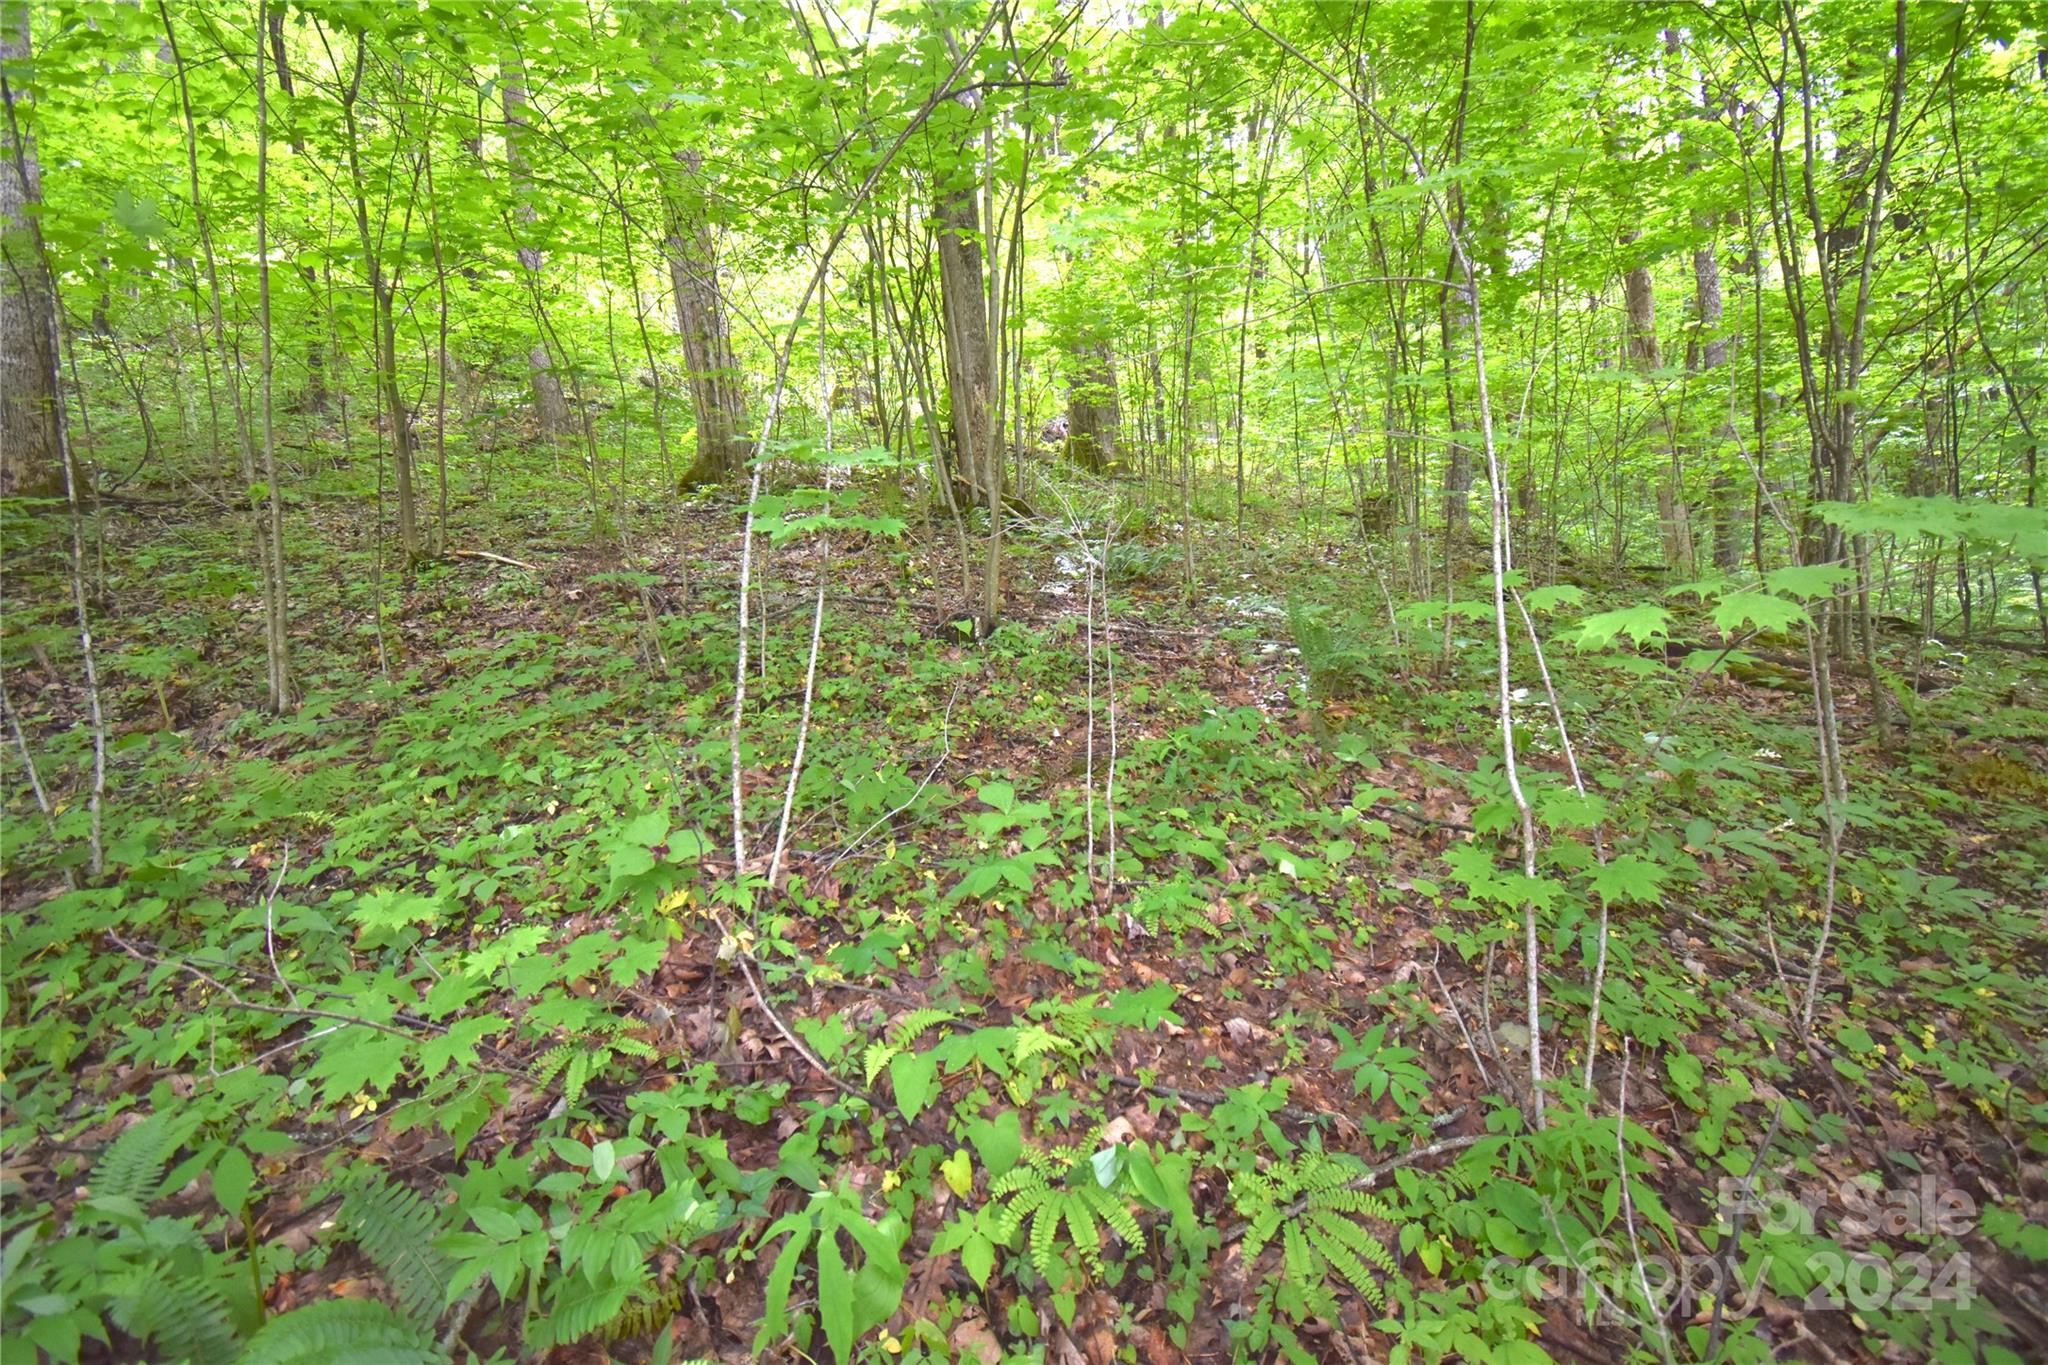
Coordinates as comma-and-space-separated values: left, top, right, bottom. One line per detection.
4, 468, 2046, 1365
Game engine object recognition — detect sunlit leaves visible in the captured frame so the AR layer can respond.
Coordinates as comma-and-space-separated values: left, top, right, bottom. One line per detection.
1586, 854, 1668, 907
1575, 604, 1672, 651
1709, 590, 1809, 637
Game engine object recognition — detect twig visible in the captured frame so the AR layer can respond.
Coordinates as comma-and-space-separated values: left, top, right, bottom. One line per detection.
1429, 948, 1493, 1091
1106, 1075, 1345, 1127
448, 548, 540, 572
1705, 1102, 1785, 1360
823, 676, 965, 870
1617, 1040, 1677, 1365
261, 845, 296, 1008
767, 468, 837, 891
1, 677, 72, 887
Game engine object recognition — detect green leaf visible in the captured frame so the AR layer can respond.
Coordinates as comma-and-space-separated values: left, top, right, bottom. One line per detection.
213, 1146, 254, 1213
960, 1230, 996, 1288
419, 1016, 508, 1078
818, 1214, 853, 1363
1709, 591, 1808, 637
889, 1049, 938, 1121
1523, 584, 1585, 613
1762, 563, 1854, 599
1666, 1051, 1704, 1107
1575, 605, 1671, 650
966, 1111, 1024, 1178
1587, 854, 1668, 906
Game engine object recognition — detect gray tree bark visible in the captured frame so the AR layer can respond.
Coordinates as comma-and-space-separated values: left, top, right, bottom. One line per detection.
935, 179, 999, 503
1065, 339, 1119, 473
667, 153, 748, 486
501, 57, 571, 442
1625, 256, 1694, 569
1, 0, 59, 496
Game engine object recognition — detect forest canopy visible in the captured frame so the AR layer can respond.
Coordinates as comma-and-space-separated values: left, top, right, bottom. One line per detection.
2, 0, 2046, 1362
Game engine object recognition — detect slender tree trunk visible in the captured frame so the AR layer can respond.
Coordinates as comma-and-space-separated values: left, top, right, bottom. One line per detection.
667, 152, 749, 485
1440, 242, 1474, 539
1699, 234, 1742, 575
164, 0, 296, 687
1, 4, 103, 874
333, 32, 418, 559
425, 124, 451, 553
255, 1, 293, 711
501, 55, 571, 442
935, 176, 998, 505
0, 1, 58, 496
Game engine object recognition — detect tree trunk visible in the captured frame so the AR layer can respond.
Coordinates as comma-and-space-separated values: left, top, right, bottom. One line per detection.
1, 1, 60, 496
1625, 258, 1692, 569
335, 34, 418, 559
1439, 242, 1473, 535
667, 153, 749, 486
264, 11, 327, 419
501, 57, 571, 442
254, 0, 293, 711
1696, 239, 1743, 574
1064, 339, 1119, 473
935, 179, 998, 504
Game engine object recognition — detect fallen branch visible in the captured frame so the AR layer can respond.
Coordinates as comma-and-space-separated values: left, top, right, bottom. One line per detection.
1107, 1075, 1346, 1127
449, 549, 541, 572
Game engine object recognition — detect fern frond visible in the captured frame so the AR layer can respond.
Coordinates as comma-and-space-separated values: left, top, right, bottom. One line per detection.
532, 1043, 573, 1087
988, 1164, 1047, 1199
1078, 1183, 1142, 1250
610, 1035, 658, 1061
1279, 1219, 1316, 1300
91, 1114, 188, 1206
1064, 1199, 1102, 1278
993, 1182, 1052, 1244
1312, 1186, 1396, 1222
542, 1272, 633, 1346
1305, 1211, 1386, 1308
238, 1297, 442, 1364
600, 1285, 688, 1344
889, 1008, 956, 1048
1030, 1202, 1065, 1283
110, 1268, 239, 1363
1316, 1207, 1394, 1267
1013, 1024, 1077, 1063
563, 1049, 596, 1108
1439, 1161, 1482, 1195
862, 1041, 899, 1087
1241, 1210, 1281, 1268
339, 1175, 454, 1329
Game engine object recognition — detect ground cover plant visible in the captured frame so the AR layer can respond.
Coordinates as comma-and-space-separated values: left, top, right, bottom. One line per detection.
3, 1, 2046, 1362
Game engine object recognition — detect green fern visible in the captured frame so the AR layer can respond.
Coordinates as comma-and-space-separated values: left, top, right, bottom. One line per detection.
989, 1145, 1145, 1289
1234, 1153, 1400, 1318
540, 1272, 636, 1347
535, 1028, 658, 1107
90, 1113, 193, 1207
338, 1174, 454, 1329
599, 1284, 687, 1344
862, 1007, 958, 1085
237, 1298, 442, 1364
108, 1266, 239, 1363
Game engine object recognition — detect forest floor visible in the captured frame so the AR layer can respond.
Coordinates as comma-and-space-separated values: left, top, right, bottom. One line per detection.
4, 458, 2047, 1365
